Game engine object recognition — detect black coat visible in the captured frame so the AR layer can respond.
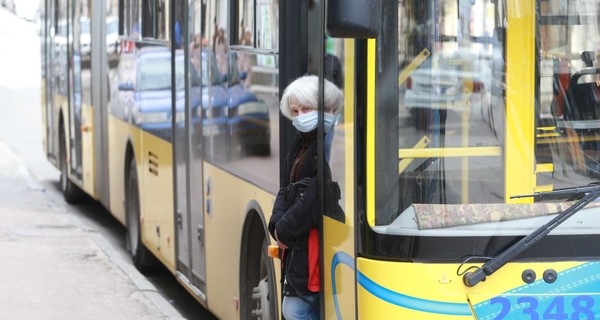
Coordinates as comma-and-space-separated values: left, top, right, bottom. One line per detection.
268, 132, 319, 297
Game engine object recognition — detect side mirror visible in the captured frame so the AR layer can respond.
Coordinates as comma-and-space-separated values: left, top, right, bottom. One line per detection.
239, 71, 247, 81
118, 82, 134, 91
327, 0, 381, 38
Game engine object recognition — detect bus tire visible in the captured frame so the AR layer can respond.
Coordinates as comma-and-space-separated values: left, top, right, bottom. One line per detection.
241, 230, 277, 320
125, 158, 154, 272
59, 122, 83, 203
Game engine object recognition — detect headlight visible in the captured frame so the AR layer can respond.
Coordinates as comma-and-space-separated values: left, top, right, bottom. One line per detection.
238, 101, 268, 116
136, 112, 169, 124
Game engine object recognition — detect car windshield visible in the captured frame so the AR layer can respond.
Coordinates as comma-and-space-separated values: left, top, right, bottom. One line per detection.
137, 56, 171, 91
175, 56, 201, 90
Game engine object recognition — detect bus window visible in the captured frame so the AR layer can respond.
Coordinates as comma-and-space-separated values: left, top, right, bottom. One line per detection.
198, 0, 279, 192
141, 0, 167, 39
325, 37, 348, 220
232, 0, 277, 51
537, 2, 600, 191
121, 0, 140, 37
255, 0, 277, 50
236, 0, 254, 47
373, 0, 507, 226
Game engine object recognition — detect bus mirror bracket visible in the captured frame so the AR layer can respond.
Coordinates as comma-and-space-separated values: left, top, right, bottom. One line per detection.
326, 0, 381, 39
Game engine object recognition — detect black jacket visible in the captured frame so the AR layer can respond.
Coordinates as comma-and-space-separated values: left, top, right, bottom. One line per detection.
268, 131, 319, 297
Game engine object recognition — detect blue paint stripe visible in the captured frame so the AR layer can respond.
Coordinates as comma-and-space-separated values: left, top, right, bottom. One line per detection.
331, 252, 472, 318
357, 271, 472, 316
331, 256, 600, 318
331, 252, 354, 319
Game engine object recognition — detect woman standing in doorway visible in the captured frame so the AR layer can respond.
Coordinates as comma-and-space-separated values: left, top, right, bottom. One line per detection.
268, 75, 343, 320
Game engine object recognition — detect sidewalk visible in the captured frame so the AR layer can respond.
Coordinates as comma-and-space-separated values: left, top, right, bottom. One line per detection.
0, 139, 184, 320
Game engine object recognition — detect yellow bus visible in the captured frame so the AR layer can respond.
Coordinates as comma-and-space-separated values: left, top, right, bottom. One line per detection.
40, 0, 600, 318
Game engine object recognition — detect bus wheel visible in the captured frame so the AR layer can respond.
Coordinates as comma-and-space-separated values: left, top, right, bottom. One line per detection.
251, 275, 273, 319
59, 124, 82, 203
125, 158, 154, 272
248, 238, 276, 320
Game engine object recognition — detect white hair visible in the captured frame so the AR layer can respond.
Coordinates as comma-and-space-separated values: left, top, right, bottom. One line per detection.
279, 75, 343, 120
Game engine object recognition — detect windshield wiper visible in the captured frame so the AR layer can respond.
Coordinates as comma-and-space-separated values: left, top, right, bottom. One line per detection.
510, 183, 600, 201
463, 183, 600, 287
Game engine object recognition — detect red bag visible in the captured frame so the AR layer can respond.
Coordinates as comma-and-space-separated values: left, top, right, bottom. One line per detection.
307, 228, 320, 292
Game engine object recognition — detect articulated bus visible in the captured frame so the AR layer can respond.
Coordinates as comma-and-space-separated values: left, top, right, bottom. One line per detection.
40, 0, 600, 318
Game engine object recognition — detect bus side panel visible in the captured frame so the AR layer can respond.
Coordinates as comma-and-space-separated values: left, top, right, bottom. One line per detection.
140, 132, 176, 272
81, 103, 95, 196
356, 259, 474, 319
356, 259, 593, 319
107, 114, 135, 225
106, 98, 177, 274
202, 163, 277, 319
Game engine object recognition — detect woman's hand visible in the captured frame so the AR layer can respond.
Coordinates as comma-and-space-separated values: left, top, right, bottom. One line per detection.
275, 229, 288, 249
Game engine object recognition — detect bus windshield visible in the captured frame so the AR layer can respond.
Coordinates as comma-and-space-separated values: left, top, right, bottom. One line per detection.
372, 0, 600, 239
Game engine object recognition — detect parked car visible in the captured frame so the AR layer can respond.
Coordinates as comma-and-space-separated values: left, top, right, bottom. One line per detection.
114, 47, 227, 142
112, 46, 270, 157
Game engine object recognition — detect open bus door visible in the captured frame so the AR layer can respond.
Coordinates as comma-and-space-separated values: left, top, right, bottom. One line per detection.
172, 0, 208, 303
318, 0, 380, 318
41, 0, 57, 161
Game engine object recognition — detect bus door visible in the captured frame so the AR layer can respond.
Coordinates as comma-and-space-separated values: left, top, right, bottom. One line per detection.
52, 0, 80, 173
173, 0, 207, 300
89, 0, 112, 204
48, 0, 84, 184
66, 0, 83, 181
318, 37, 356, 319
51, 0, 69, 162
41, 0, 57, 159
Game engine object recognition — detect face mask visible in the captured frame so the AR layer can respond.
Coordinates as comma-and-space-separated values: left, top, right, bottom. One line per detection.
292, 111, 318, 133
324, 113, 338, 133
292, 111, 338, 133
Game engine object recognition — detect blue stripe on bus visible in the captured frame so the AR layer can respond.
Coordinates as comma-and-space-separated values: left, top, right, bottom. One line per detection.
331, 252, 472, 319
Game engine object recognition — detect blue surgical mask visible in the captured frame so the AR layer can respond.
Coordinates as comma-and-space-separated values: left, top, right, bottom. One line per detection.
292, 111, 318, 133
292, 111, 338, 133
324, 113, 338, 133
